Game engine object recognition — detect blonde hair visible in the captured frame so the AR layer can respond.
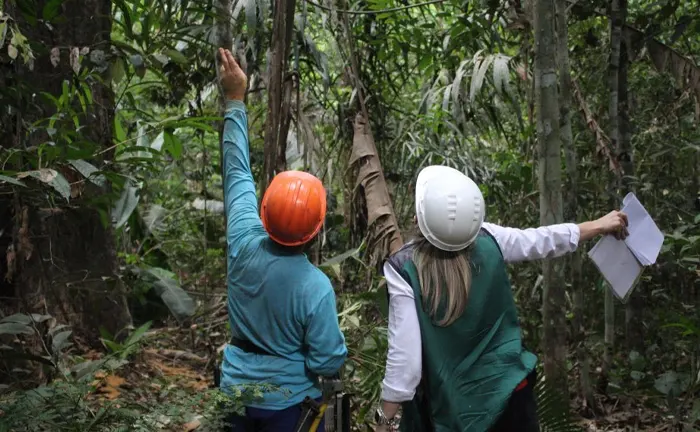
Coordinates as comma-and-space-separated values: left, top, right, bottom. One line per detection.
412, 232, 474, 327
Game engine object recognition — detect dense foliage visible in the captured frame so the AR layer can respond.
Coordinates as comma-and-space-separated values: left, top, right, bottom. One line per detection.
0, 0, 699, 430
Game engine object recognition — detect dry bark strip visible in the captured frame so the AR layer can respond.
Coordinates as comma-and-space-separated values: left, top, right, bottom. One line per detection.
349, 112, 403, 266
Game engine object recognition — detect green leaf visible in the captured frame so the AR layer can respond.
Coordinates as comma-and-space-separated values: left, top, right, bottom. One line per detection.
111, 180, 140, 228
124, 321, 152, 348
319, 245, 363, 268
114, 115, 127, 143
42, 0, 65, 21
0, 174, 26, 187
245, 0, 258, 34
319, 244, 364, 279
654, 371, 689, 396
163, 130, 183, 159
0, 322, 34, 336
1, 313, 52, 324
110, 58, 126, 84
17, 169, 71, 201
0, 22, 7, 50
138, 267, 195, 321
51, 330, 73, 353
68, 159, 106, 187
492, 54, 511, 96
470, 53, 493, 103
165, 49, 187, 65
142, 204, 166, 235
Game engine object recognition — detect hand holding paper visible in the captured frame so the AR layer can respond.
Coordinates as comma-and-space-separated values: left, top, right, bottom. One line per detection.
588, 193, 663, 302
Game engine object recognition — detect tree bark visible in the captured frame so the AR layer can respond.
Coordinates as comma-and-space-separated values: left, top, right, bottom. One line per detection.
534, 0, 568, 394
616, 0, 642, 353
601, 0, 623, 393
556, 0, 595, 411
260, 0, 297, 194
1, 0, 132, 349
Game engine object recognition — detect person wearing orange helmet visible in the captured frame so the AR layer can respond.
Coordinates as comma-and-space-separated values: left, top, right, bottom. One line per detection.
216, 48, 347, 432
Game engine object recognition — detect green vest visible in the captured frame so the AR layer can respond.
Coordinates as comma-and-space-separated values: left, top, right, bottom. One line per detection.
385, 231, 537, 432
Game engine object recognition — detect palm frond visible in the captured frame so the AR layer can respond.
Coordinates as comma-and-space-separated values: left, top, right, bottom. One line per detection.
535, 371, 583, 432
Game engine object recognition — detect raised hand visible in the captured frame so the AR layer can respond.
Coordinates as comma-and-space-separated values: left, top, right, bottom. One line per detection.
218, 48, 247, 101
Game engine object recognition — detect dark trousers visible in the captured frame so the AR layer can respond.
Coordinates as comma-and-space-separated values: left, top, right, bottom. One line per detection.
489, 370, 540, 432
226, 398, 325, 432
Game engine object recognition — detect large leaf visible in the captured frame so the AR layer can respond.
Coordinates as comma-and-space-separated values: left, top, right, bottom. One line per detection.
68, 159, 106, 187
492, 54, 512, 97
469, 52, 493, 103
0, 174, 26, 187
0, 322, 35, 336
534, 372, 582, 432
111, 180, 140, 228
17, 169, 71, 201
142, 204, 167, 236
51, 330, 73, 353
137, 267, 195, 321
319, 244, 365, 279
1, 313, 51, 325
319, 245, 364, 268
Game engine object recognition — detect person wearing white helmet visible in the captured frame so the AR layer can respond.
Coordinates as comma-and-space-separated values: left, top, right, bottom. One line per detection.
373, 165, 629, 432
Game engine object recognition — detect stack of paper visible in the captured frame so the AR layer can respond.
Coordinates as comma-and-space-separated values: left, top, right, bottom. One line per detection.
588, 193, 664, 302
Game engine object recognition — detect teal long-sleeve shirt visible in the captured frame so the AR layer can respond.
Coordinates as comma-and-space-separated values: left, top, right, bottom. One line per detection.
219, 100, 347, 410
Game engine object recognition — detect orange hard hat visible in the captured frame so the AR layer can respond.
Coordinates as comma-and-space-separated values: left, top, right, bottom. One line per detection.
260, 171, 327, 247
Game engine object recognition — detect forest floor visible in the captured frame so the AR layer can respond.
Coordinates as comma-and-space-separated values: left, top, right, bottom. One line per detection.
81, 325, 676, 432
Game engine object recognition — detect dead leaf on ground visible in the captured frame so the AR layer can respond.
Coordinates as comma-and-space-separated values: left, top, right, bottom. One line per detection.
94, 375, 126, 400
182, 418, 201, 431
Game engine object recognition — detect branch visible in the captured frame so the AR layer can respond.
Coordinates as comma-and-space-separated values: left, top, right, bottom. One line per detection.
572, 79, 622, 177
304, 0, 443, 15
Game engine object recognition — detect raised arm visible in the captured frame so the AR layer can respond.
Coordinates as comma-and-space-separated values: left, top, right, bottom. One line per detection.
219, 49, 264, 252
482, 210, 629, 264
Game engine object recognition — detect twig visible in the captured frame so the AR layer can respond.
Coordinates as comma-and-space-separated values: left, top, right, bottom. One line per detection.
145, 348, 207, 363
572, 79, 623, 177
304, 0, 443, 15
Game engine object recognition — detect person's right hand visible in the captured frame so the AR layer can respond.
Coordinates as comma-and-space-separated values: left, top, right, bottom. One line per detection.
218, 48, 247, 101
596, 210, 629, 240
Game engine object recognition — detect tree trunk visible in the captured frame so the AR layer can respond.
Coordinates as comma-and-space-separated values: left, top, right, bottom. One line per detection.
1, 0, 132, 350
555, 0, 595, 411
533, 0, 568, 394
601, 0, 623, 392
616, 0, 642, 353
260, 0, 297, 194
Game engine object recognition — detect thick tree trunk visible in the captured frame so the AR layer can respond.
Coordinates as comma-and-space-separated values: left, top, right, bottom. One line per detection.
601, 0, 623, 392
616, 0, 642, 353
533, 0, 568, 394
555, 0, 595, 411
261, 0, 297, 194
1, 0, 131, 351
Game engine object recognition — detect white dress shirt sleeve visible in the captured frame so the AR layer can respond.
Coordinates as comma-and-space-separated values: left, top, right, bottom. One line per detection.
380, 222, 582, 403
380, 262, 422, 402
481, 222, 581, 263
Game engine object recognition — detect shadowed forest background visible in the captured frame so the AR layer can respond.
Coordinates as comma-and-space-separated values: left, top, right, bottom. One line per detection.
0, 0, 699, 430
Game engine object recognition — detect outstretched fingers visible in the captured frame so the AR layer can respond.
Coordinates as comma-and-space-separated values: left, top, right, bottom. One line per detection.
218, 48, 231, 72
225, 49, 240, 73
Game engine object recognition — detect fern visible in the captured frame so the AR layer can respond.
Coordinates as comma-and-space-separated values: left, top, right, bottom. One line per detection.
535, 371, 583, 432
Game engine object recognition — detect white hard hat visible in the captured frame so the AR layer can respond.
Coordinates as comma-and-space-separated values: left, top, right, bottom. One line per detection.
415, 165, 485, 252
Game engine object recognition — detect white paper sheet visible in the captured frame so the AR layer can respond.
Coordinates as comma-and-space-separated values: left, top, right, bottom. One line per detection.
588, 235, 644, 301
587, 193, 663, 302
621, 193, 664, 266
